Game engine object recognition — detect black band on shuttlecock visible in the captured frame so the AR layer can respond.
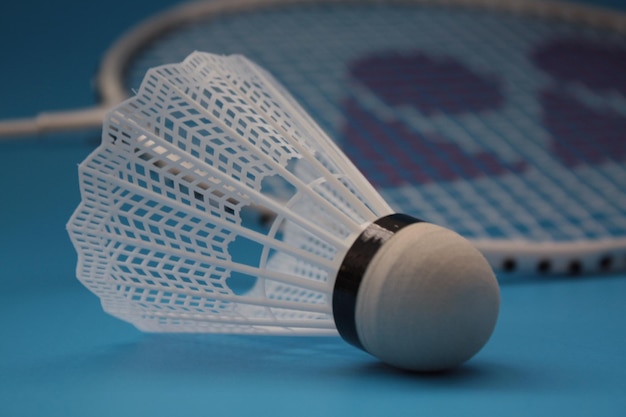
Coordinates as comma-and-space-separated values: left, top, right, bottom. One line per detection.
332, 213, 422, 350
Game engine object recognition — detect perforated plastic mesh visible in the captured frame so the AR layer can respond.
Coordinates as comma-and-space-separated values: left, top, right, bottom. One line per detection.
68, 52, 393, 334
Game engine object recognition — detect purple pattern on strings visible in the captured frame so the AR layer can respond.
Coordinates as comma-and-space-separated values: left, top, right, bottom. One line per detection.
349, 52, 503, 115
533, 38, 626, 167
540, 89, 626, 167
341, 52, 526, 187
341, 98, 527, 187
532, 39, 626, 96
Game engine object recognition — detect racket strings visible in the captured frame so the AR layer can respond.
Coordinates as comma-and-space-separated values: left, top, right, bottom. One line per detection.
71, 2, 626, 273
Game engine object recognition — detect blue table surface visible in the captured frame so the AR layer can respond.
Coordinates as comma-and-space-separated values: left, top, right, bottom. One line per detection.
1, 1, 625, 416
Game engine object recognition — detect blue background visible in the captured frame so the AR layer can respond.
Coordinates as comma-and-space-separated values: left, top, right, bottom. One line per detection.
1, 1, 625, 416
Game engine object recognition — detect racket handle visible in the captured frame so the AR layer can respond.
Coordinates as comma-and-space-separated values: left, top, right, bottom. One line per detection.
0, 107, 106, 138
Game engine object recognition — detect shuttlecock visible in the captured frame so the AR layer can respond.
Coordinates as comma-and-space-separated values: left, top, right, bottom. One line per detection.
67, 52, 499, 371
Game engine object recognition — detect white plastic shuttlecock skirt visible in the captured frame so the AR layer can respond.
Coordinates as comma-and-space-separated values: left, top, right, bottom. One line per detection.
67, 52, 396, 335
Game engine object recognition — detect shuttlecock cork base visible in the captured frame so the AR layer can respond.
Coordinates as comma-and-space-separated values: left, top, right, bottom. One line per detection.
68, 52, 499, 374
334, 214, 499, 371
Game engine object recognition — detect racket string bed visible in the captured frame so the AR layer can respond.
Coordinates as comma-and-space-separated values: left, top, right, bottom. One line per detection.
3, 0, 626, 275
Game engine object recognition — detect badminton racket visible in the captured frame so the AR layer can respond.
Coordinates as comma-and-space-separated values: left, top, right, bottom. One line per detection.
1, 0, 626, 275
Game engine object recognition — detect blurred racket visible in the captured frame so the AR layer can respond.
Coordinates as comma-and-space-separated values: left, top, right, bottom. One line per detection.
1, 0, 625, 275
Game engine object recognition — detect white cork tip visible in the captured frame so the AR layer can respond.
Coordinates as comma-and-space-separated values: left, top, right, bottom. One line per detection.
355, 222, 500, 371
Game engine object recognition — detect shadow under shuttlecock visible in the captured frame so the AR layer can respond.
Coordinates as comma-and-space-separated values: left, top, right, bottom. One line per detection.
60, 333, 523, 387
100, 334, 363, 375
